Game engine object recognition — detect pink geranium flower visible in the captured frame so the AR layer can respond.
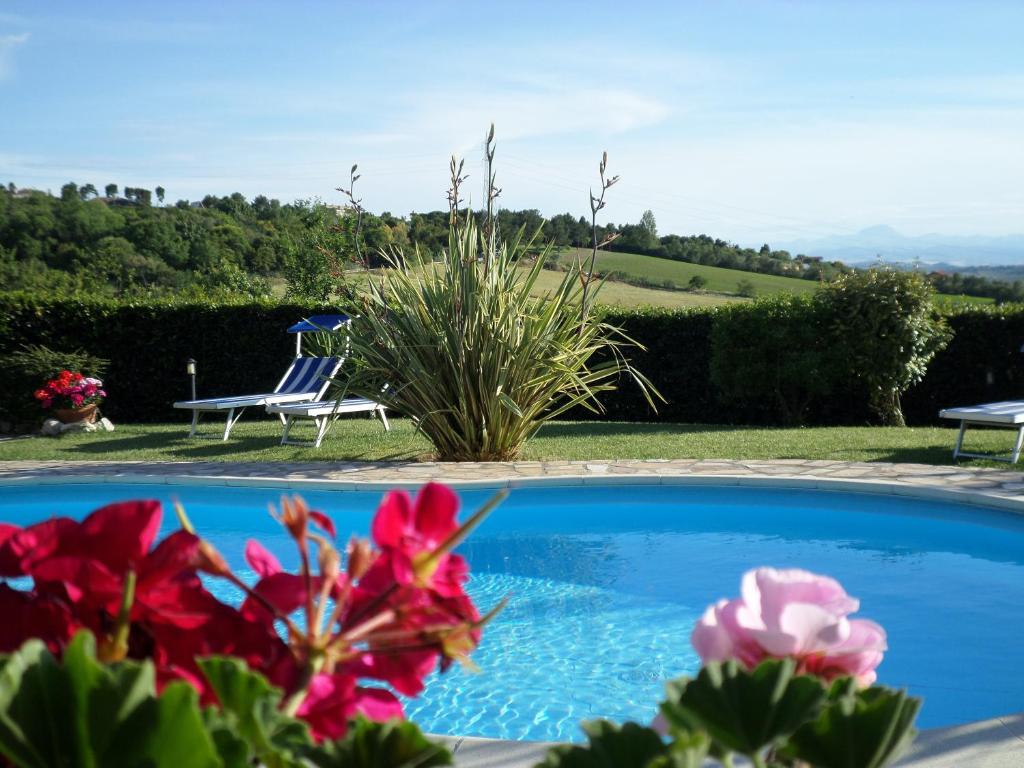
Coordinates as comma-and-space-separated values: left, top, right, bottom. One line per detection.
691, 567, 887, 686
33, 370, 107, 412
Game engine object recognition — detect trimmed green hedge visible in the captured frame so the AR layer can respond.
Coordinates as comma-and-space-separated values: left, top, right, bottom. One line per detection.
2, 294, 1022, 429
0, 294, 333, 428
901, 304, 1024, 425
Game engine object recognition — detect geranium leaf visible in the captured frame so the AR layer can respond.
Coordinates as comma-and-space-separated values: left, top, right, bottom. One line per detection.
199, 656, 312, 768
660, 659, 826, 758
534, 720, 667, 768
308, 716, 453, 768
0, 631, 220, 768
781, 681, 921, 768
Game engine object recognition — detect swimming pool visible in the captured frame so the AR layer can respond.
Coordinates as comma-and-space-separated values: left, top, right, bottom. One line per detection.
2, 480, 1023, 742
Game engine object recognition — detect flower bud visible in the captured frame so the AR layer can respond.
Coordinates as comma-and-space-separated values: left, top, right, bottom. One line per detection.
319, 542, 341, 585
195, 540, 230, 577
346, 536, 373, 580
279, 496, 309, 542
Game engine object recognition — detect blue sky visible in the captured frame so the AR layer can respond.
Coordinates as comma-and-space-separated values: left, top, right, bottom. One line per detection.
2, 1, 1023, 244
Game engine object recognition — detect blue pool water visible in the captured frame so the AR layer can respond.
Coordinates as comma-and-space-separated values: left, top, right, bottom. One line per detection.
2, 481, 1023, 741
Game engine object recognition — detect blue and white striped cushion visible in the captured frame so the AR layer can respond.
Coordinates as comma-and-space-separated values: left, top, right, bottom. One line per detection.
275, 357, 337, 395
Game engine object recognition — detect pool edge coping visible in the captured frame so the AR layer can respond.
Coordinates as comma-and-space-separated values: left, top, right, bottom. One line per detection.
2, 466, 1023, 515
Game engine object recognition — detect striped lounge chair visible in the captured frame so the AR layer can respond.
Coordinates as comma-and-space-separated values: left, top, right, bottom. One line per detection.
173, 315, 348, 441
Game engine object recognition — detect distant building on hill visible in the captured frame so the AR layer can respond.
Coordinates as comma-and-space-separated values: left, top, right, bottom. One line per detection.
95, 196, 139, 207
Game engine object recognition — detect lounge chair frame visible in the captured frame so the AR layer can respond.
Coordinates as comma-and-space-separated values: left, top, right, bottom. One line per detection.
267, 398, 390, 448
173, 315, 350, 441
175, 357, 343, 441
939, 401, 1024, 463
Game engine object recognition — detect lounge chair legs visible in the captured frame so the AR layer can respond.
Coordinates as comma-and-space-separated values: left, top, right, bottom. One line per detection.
276, 406, 390, 448
952, 421, 967, 460
184, 407, 245, 441
951, 419, 1024, 463
279, 414, 331, 448
188, 408, 246, 441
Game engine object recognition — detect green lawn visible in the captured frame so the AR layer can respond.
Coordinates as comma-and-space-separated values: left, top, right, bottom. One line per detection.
0, 418, 1016, 468
529, 268, 740, 309
272, 266, 741, 310
931, 293, 995, 308
271, 255, 990, 309
557, 248, 818, 297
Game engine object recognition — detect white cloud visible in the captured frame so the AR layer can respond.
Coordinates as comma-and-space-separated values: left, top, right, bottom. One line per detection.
0, 31, 29, 79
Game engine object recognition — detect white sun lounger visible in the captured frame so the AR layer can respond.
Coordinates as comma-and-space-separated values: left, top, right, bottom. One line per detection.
173, 314, 351, 441
266, 398, 390, 448
173, 356, 343, 441
939, 401, 1024, 462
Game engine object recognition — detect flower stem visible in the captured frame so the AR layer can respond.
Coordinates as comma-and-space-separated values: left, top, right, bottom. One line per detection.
281, 651, 325, 718
104, 569, 136, 662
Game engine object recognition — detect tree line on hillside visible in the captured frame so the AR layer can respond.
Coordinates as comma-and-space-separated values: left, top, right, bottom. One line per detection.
3, 183, 1021, 302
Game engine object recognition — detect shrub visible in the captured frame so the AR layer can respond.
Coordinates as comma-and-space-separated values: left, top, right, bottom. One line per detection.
336, 215, 655, 460
332, 137, 656, 461
687, 274, 708, 291
820, 269, 951, 426
736, 278, 757, 298
710, 295, 837, 425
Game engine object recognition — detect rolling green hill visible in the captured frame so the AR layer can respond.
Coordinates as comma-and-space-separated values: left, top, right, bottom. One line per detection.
557, 248, 818, 297
529, 268, 741, 309
272, 265, 744, 309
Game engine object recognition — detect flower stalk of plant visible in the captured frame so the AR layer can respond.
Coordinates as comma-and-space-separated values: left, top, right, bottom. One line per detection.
334, 126, 660, 461
97, 568, 135, 663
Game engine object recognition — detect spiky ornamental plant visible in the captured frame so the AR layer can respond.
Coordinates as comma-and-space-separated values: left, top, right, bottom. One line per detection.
333, 127, 657, 461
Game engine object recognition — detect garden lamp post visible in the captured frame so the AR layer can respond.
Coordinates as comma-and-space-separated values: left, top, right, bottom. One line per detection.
186, 358, 196, 400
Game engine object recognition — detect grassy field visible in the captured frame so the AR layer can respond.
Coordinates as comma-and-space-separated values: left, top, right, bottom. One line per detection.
271, 268, 741, 310
529, 268, 739, 309
271, 252, 990, 309
557, 248, 818, 297
0, 418, 1015, 468
931, 293, 995, 307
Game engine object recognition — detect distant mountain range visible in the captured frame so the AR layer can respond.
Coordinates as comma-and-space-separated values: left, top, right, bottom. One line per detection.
776, 225, 1024, 269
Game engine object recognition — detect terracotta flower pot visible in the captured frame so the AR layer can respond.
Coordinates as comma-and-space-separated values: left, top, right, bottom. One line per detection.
54, 404, 98, 424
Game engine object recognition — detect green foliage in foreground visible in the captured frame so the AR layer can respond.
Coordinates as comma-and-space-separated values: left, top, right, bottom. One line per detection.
537, 659, 919, 768
0, 632, 451, 768
0, 419, 1016, 468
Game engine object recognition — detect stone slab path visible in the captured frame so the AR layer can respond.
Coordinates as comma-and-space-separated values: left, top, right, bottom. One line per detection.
2, 458, 1024, 506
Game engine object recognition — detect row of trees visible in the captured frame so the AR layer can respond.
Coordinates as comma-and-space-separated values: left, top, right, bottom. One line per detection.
2, 183, 1019, 302
928, 269, 1024, 303
0, 184, 404, 298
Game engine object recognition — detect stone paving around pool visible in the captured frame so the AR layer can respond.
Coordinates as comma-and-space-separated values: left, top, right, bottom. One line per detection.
2, 458, 1024, 512
2, 457, 1023, 766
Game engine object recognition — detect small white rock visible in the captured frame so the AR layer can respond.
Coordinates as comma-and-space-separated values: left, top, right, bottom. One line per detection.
59, 420, 94, 434
99, 417, 115, 432
41, 419, 62, 436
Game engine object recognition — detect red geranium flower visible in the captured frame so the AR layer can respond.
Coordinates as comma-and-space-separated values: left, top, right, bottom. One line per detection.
0, 485, 498, 741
